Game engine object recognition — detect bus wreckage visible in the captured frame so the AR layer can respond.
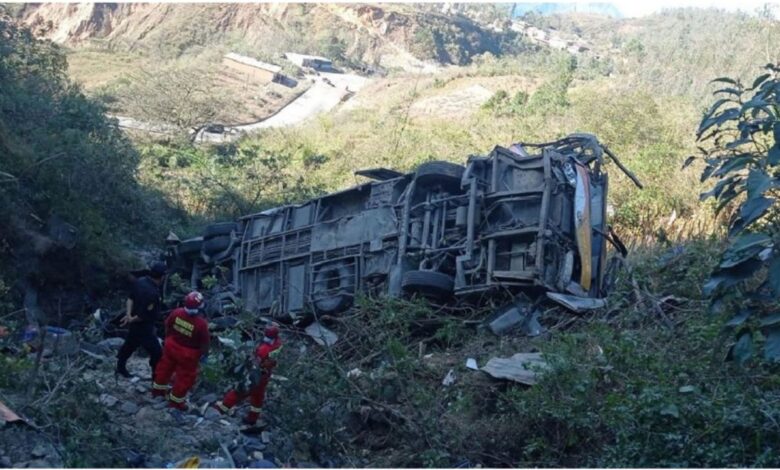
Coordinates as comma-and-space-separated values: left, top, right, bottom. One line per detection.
165, 133, 642, 336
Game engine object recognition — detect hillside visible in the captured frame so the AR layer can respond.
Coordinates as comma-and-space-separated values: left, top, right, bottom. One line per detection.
4, 4, 780, 469
18, 3, 524, 69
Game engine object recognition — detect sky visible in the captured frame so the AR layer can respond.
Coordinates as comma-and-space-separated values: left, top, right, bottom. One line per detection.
606, 0, 777, 17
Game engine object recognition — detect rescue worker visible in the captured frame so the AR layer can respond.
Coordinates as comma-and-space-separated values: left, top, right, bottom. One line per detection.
152, 291, 210, 410
116, 262, 166, 378
213, 325, 282, 425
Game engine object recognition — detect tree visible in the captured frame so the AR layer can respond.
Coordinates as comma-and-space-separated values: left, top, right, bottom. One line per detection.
120, 65, 238, 137
693, 64, 780, 364
0, 14, 176, 299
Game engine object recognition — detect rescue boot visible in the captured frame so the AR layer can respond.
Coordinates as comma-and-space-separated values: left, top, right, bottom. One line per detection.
243, 410, 260, 425
168, 393, 188, 411
151, 382, 169, 399
168, 400, 188, 412
115, 366, 132, 379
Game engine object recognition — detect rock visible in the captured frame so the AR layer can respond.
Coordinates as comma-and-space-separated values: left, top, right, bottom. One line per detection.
134, 406, 158, 426
0, 457, 10, 467
119, 401, 139, 415
130, 376, 140, 384
247, 460, 276, 468
151, 401, 167, 410
200, 457, 229, 468
243, 438, 266, 452
99, 394, 119, 407
251, 451, 264, 460
204, 407, 222, 421
30, 444, 48, 458
135, 385, 147, 394
97, 338, 124, 350
200, 393, 218, 403
261, 431, 271, 444
232, 447, 248, 465
25, 459, 51, 468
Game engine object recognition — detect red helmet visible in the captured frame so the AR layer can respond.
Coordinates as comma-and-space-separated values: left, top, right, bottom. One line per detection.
184, 291, 204, 310
264, 325, 279, 339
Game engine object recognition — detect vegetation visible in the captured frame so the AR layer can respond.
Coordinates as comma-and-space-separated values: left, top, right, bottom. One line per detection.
118, 65, 239, 136
3, 4, 780, 468
266, 241, 780, 467
693, 64, 780, 363
0, 15, 181, 301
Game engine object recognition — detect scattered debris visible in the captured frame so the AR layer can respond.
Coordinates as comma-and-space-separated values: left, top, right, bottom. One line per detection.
546, 292, 607, 313
304, 322, 338, 347
486, 301, 543, 336
465, 358, 479, 370
99, 394, 119, 407
442, 369, 456, 386
175, 456, 201, 468
0, 400, 24, 423
481, 353, 549, 385
261, 431, 271, 444
97, 337, 125, 350
346, 368, 362, 378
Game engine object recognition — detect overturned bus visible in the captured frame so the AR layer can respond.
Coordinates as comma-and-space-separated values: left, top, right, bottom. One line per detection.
166, 134, 639, 331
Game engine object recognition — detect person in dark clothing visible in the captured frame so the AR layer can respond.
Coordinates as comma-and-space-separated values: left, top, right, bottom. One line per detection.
116, 262, 167, 379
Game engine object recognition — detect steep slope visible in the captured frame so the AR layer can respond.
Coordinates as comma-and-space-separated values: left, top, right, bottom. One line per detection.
18, 3, 524, 68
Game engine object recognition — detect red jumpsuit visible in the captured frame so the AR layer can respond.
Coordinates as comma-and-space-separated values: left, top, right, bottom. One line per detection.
152, 308, 210, 410
215, 337, 282, 424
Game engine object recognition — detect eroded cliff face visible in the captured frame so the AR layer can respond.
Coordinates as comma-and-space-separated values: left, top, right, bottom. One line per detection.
18, 3, 510, 67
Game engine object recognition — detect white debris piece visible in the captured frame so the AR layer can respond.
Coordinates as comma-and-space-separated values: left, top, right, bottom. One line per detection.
304, 321, 338, 347
465, 358, 479, 370
442, 369, 456, 387
481, 353, 549, 385
347, 368, 363, 378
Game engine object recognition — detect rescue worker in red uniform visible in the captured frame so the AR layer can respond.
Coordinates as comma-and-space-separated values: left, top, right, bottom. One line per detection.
152, 291, 210, 410
214, 325, 282, 425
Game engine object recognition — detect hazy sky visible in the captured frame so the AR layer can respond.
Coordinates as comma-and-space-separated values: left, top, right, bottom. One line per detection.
609, 0, 778, 17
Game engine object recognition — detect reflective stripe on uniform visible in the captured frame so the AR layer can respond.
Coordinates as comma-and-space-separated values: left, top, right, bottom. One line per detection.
216, 401, 231, 412
169, 393, 185, 403
269, 345, 283, 358
249, 405, 263, 413
152, 382, 169, 390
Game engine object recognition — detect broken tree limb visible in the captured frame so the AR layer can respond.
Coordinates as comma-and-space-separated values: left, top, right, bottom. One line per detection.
603, 146, 644, 189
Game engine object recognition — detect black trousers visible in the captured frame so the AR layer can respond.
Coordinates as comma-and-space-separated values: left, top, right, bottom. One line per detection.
116, 327, 162, 374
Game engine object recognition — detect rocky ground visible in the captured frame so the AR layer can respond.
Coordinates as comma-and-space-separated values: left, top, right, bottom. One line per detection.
0, 341, 305, 468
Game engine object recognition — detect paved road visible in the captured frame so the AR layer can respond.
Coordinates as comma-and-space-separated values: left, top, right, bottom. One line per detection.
198, 71, 370, 143
112, 71, 370, 143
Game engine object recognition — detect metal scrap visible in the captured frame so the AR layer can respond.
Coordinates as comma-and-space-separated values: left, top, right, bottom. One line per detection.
481, 353, 549, 385
0, 400, 24, 423
546, 292, 607, 313
304, 321, 338, 347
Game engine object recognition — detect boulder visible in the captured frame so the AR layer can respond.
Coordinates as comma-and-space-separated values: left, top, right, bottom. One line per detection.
119, 402, 139, 415
99, 394, 119, 407
30, 444, 48, 458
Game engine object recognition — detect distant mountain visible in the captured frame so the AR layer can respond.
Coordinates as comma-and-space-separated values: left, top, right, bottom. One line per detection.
511, 3, 623, 18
